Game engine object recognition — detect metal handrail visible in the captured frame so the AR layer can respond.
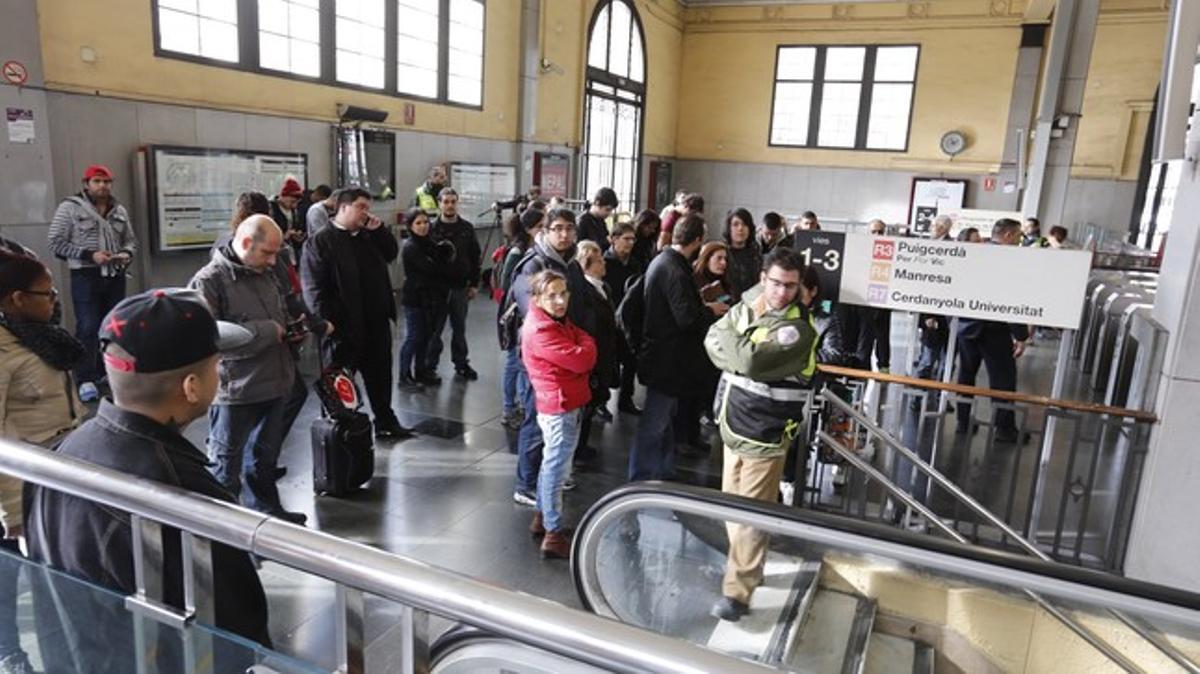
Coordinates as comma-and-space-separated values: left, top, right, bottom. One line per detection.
817, 390, 1200, 673
816, 363, 1158, 422
0, 438, 771, 674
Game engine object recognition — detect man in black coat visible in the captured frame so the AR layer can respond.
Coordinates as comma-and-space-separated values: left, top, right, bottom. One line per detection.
423, 187, 483, 382
629, 214, 728, 481
301, 188, 412, 439
25, 289, 270, 673
955, 219, 1029, 443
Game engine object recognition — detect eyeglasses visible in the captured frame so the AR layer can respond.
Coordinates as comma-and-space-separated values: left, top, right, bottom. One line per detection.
548, 224, 576, 233
617, 236, 636, 242
23, 288, 59, 300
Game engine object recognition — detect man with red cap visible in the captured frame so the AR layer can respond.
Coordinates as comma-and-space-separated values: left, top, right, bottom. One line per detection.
270, 176, 308, 264
48, 164, 138, 404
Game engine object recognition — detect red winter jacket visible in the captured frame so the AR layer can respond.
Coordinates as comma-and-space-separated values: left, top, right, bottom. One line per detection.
521, 305, 597, 414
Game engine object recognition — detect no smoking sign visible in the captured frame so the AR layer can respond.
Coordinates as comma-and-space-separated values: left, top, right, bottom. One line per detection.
2, 61, 29, 86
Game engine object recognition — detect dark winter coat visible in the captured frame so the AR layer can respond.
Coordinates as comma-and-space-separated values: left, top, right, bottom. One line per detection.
638, 247, 717, 397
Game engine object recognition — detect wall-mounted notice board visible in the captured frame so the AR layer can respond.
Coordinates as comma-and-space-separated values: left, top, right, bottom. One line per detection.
147, 145, 308, 251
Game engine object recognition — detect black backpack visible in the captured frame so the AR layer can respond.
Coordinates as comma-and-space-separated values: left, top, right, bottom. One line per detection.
496, 249, 542, 350
615, 273, 646, 354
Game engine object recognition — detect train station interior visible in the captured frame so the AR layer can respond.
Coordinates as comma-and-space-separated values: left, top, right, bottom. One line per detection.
2, 0, 1200, 672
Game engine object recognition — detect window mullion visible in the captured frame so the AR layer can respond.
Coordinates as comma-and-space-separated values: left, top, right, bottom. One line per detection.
438, 0, 451, 101
856, 46, 877, 150
319, 0, 335, 82
807, 47, 826, 148
239, 0, 258, 68
385, 0, 398, 92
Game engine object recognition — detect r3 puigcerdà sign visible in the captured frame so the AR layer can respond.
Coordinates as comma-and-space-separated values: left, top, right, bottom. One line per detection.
795, 231, 1093, 330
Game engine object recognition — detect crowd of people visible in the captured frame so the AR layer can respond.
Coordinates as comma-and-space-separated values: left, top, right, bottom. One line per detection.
0, 160, 1079, 671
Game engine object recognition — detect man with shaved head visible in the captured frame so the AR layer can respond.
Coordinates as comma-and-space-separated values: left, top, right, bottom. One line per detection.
189, 214, 307, 524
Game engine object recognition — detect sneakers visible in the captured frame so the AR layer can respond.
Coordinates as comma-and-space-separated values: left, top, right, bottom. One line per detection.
562, 476, 577, 491
0, 651, 34, 674
540, 528, 572, 559
512, 489, 536, 507
398, 374, 424, 390
779, 480, 796, 507
618, 399, 642, 415
416, 370, 442, 386
454, 365, 479, 381
593, 406, 614, 423
711, 596, 749, 622
78, 381, 99, 403
529, 511, 545, 538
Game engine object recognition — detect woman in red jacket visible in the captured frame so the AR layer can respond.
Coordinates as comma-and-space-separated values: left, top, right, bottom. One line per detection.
521, 269, 597, 558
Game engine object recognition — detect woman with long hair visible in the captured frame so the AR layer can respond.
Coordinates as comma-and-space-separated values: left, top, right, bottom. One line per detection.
400, 207, 455, 389
722, 208, 762, 301
0, 251, 83, 674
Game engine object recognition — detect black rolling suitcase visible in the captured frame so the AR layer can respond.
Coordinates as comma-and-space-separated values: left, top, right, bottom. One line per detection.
311, 368, 375, 496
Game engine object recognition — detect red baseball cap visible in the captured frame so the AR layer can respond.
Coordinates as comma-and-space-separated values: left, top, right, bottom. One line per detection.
83, 164, 114, 180
280, 177, 303, 198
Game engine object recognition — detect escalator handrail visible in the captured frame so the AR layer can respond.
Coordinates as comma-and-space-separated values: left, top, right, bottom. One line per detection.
572, 482, 1200, 621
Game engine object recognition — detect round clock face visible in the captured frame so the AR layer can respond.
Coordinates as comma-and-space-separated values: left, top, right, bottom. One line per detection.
940, 131, 966, 156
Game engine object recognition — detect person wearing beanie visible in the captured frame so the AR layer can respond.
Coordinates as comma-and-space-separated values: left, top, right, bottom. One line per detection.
270, 177, 309, 264
47, 163, 138, 404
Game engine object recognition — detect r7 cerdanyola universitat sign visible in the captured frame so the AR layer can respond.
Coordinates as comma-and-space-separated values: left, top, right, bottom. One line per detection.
829, 233, 1092, 330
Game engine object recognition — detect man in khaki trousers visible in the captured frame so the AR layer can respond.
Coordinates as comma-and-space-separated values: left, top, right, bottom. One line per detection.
704, 247, 818, 622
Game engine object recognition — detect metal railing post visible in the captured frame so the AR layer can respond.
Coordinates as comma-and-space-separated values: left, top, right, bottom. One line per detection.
335, 584, 366, 674
1028, 329, 1077, 538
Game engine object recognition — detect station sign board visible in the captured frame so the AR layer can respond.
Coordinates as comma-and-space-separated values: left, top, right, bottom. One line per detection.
834, 234, 1092, 330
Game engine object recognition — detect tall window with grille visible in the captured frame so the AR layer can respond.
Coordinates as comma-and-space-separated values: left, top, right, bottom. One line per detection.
258, 0, 322, 78
582, 0, 645, 212
769, 44, 920, 151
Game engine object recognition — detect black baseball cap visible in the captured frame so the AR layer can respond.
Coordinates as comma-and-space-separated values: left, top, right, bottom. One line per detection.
99, 288, 253, 374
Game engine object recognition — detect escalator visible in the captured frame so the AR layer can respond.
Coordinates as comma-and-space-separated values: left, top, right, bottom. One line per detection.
567, 483, 1200, 673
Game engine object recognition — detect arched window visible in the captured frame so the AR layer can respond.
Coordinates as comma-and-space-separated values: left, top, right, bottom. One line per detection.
582, 0, 645, 212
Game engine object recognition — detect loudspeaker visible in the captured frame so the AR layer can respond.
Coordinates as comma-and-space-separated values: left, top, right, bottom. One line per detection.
337, 104, 389, 124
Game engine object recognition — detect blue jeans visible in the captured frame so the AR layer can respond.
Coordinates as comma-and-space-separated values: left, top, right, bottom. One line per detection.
515, 364, 543, 493
628, 387, 679, 481
425, 287, 470, 370
281, 366, 308, 443
70, 268, 126, 383
502, 348, 524, 414
897, 341, 947, 503
536, 409, 582, 532
399, 305, 433, 379
208, 398, 286, 512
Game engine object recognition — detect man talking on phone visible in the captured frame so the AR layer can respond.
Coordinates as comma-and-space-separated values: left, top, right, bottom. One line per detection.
48, 163, 138, 403
302, 188, 414, 440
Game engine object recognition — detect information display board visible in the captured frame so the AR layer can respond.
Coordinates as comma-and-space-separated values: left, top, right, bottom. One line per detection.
533, 153, 569, 199
792, 231, 846, 303
148, 145, 307, 252
449, 162, 518, 223
908, 178, 967, 234
837, 234, 1093, 329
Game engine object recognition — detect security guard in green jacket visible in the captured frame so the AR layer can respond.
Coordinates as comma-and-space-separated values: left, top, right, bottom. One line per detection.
412, 164, 447, 216
703, 247, 818, 623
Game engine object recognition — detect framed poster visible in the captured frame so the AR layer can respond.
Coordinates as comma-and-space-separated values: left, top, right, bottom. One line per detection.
147, 144, 308, 252
533, 152, 570, 199
907, 178, 967, 234
649, 161, 672, 211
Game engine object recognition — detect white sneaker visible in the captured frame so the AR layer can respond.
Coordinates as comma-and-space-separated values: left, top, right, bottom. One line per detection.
78, 382, 99, 402
512, 490, 536, 507
779, 481, 796, 507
